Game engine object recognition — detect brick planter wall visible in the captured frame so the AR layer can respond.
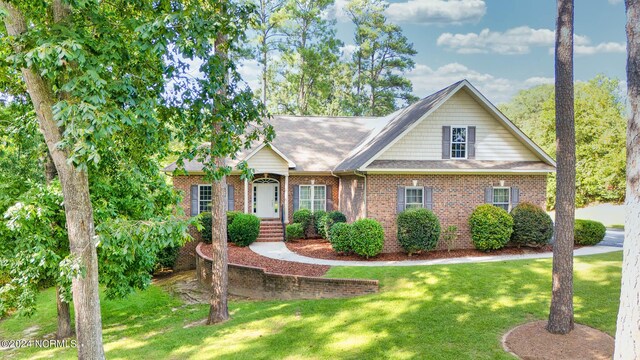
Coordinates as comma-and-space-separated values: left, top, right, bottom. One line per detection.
366, 174, 547, 252
195, 243, 378, 300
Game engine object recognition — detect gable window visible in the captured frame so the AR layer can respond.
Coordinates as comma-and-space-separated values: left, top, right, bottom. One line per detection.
299, 185, 326, 212
405, 187, 424, 209
451, 126, 467, 159
199, 185, 212, 213
493, 187, 510, 211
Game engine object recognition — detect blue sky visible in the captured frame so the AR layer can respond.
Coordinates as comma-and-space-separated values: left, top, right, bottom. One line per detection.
239, 0, 627, 104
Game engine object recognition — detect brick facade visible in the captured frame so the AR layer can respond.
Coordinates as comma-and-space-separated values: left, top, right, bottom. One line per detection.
196, 243, 378, 299
339, 175, 366, 223
286, 175, 339, 223
366, 174, 547, 252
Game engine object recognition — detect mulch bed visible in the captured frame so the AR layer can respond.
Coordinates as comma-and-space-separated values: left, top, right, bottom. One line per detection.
502, 320, 614, 359
286, 239, 558, 261
200, 243, 330, 277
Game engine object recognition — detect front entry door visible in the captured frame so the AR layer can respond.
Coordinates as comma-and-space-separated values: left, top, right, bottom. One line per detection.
254, 182, 279, 218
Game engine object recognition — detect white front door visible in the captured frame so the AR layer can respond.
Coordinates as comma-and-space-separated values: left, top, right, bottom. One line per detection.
254, 183, 279, 218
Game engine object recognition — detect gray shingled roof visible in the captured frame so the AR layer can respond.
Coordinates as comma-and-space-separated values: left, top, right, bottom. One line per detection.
333, 81, 464, 172
163, 80, 555, 174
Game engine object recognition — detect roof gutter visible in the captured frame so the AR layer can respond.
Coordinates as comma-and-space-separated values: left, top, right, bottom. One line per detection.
354, 170, 367, 218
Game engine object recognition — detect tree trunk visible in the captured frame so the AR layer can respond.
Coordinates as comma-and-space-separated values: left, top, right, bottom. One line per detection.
1, 2, 105, 358
548, 0, 575, 335
46, 153, 73, 340
262, 43, 268, 107
614, 1, 640, 357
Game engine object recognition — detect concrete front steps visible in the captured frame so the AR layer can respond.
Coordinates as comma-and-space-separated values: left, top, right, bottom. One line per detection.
256, 219, 284, 242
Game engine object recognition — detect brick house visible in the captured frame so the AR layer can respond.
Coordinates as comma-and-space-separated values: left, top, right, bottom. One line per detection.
165, 80, 555, 267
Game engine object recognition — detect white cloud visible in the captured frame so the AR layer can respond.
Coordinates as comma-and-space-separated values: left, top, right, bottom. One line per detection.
608, 0, 623, 4
524, 77, 554, 86
437, 26, 591, 55
237, 60, 262, 90
408, 62, 558, 104
386, 0, 486, 25
332, 0, 486, 25
574, 42, 626, 55
340, 44, 358, 60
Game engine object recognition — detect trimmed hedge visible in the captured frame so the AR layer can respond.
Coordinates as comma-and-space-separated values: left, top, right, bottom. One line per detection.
200, 211, 242, 244
469, 204, 514, 251
319, 211, 347, 239
574, 219, 606, 245
329, 222, 352, 253
293, 209, 313, 238
312, 210, 327, 235
397, 208, 441, 255
351, 218, 384, 258
228, 213, 261, 247
286, 223, 304, 241
510, 202, 554, 247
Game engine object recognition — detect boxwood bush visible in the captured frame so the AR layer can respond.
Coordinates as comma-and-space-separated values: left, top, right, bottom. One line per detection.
293, 209, 313, 238
200, 211, 243, 244
329, 222, 352, 254
228, 213, 261, 247
351, 218, 385, 258
397, 208, 441, 255
286, 223, 304, 241
319, 211, 347, 239
312, 210, 327, 235
510, 202, 554, 247
468, 204, 514, 251
574, 219, 606, 245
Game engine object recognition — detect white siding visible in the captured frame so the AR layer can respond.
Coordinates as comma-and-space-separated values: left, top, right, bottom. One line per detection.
376, 90, 539, 161
246, 146, 289, 174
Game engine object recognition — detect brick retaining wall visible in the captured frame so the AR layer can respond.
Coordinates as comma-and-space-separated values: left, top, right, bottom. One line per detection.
195, 243, 378, 300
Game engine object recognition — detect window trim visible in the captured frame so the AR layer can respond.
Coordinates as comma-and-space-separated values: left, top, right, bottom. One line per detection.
450, 125, 468, 159
198, 184, 212, 214
404, 186, 424, 210
298, 184, 327, 212
492, 186, 511, 211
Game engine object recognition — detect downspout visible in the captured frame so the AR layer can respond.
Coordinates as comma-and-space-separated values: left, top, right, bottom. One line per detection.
354, 170, 367, 218
330, 169, 341, 211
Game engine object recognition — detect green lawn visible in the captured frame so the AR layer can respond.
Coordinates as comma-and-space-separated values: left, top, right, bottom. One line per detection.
0, 252, 622, 359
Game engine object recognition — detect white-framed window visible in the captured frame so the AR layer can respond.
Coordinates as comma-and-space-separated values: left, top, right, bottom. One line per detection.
199, 185, 212, 213
493, 187, 510, 211
299, 185, 326, 212
405, 187, 424, 209
451, 126, 467, 159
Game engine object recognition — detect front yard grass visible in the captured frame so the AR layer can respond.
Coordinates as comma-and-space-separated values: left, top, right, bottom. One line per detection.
0, 251, 622, 359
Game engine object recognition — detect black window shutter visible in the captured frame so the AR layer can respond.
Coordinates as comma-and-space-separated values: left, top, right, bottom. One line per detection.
484, 187, 493, 204
468, 126, 476, 159
424, 187, 433, 210
293, 185, 300, 211
227, 184, 234, 211
190, 185, 199, 216
442, 126, 451, 159
397, 186, 405, 213
326, 185, 333, 211
510, 187, 520, 209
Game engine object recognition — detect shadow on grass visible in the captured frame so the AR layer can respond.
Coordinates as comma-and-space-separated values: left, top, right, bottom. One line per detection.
0, 251, 622, 360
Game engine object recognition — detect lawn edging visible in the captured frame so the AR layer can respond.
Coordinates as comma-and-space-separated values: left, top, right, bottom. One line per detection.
195, 242, 378, 300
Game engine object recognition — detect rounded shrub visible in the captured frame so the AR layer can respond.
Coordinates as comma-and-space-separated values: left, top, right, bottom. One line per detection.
286, 223, 304, 241
351, 218, 385, 258
201, 211, 243, 243
329, 222, 352, 254
155, 245, 180, 271
312, 210, 327, 235
228, 213, 261, 246
397, 208, 441, 255
319, 211, 347, 239
510, 202, 554, 247
468, 204, 514, 251
292, 209, 313, 238
574, 219, 606, 245
226, 211, 242, 228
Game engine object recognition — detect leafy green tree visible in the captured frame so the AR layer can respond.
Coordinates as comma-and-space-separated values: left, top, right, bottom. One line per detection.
269, 0, 343, 115
346, 0, 417, 116
500, 75, 626, 208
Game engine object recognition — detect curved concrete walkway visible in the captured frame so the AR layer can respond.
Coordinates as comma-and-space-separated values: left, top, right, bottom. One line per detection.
249, 242, 622, 267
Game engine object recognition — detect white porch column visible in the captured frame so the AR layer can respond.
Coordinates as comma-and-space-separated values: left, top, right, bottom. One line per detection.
244, 179, 249, 214
284, 174, 289, 223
